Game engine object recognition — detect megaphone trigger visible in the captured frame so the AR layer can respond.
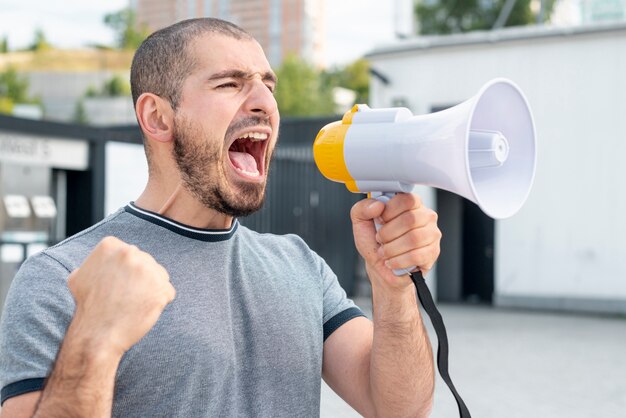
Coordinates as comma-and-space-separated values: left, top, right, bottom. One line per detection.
370, 191, 417, 277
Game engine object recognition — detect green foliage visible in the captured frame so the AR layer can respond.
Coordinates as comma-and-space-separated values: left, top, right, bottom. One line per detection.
0, 97, 13, 114
0, 67, 40, 115
0, 36, 8, 53
323, 58, 370, 105
29, 28, 52, 52
73, 99, 89, 125
343, 59, 370, 104
218, 54, 369, 117
274, 54, 335, 117
416, 0, 556, 35
103, 75, 131, 97
0, 67, 31, 103
85, 85, 99, 97
104, 8, 149, 50
82, 75, 131, 98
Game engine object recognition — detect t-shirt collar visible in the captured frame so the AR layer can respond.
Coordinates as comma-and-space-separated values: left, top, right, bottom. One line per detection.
125, 202, 238, 242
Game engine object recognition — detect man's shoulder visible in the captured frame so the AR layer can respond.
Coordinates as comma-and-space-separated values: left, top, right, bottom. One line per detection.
238, 225, 313, 254
41, 207, 134, 272
237, 225, 329, 274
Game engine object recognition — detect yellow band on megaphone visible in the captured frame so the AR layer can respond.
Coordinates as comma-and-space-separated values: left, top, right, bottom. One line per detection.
313, 106, 359, 190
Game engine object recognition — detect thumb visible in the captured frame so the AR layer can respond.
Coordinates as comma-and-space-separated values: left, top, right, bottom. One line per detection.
350, 198, 385, 262
350, 198, 385, 224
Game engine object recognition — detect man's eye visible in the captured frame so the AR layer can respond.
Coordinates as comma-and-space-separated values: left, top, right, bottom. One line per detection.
266, 84, 276, 93
218, 82, 239, 89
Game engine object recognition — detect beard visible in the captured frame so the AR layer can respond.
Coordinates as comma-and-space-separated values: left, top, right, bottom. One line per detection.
172, 114, 271, 218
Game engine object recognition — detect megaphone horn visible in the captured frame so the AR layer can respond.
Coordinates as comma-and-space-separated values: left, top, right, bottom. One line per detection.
313, 78, 537, 221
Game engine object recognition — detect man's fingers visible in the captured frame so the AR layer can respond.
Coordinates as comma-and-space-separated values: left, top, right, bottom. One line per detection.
381, 244, 440, 273
377, 207, 438, 244
378, 223, 441, 260
379, 193, 423, 224
68, 236, 175, 353
350, 198, 385, 224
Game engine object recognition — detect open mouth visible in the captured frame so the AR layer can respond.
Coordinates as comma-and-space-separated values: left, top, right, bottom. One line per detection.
227, 131, 269, 180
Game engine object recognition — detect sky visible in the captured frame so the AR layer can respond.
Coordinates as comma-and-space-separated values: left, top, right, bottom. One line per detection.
0, 0, 399, 67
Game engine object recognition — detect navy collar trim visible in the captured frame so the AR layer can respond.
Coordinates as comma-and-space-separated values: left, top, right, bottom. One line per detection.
124, 202, 238, 242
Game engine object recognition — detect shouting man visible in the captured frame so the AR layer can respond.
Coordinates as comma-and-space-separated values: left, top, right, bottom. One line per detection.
0, 18, 440, 418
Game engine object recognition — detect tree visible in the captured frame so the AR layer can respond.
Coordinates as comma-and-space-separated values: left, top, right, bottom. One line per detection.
104, 8, 150, 50
0, 36, 8, 53
323, 58, 370, 105
102, 75, 131, 97
0, 67, 30, 103
73, 99, 89, 125
29, 28, 52, 52
0, 67, 39, 115
415, 0, 556, 35
273, 54, 335, 117
81, 75, 130, 98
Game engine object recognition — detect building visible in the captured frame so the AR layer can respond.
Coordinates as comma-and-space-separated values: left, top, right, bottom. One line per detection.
365, 21, 626, 315
133, 0, 325, 67
0, 49, 136, 125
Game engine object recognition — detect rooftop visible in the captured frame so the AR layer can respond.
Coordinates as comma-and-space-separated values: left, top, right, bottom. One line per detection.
366, 20, 626, 58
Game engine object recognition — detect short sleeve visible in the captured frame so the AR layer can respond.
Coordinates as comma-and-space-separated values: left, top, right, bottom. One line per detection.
318, 256, 366, 341
0, 253, 75, 405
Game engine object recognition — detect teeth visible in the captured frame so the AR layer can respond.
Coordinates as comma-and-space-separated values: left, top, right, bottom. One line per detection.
239, 132, 268, 142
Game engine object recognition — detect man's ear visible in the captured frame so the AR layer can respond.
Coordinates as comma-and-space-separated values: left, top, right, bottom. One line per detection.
135, 93, 175, 143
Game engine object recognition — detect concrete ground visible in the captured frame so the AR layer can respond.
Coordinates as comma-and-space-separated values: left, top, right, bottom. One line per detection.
320, 299, 626, 418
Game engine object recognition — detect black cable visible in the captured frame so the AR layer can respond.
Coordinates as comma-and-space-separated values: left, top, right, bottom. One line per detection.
410, 270, 472, 418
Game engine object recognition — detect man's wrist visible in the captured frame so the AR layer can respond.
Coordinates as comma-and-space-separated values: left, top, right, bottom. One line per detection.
371, 280, 421, 326
64, 315, 126, 365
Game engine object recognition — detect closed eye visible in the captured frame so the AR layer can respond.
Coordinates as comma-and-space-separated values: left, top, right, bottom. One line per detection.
217, 82, 240, 89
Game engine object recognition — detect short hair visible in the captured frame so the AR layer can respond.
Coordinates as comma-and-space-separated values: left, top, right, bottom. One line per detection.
130, 18, 252, 110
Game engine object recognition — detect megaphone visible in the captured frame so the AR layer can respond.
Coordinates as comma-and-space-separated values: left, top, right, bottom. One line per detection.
314, 78, 536, 275
313, 78, 536, 220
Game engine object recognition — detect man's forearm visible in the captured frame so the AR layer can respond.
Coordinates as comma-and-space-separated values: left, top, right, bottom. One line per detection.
34, 320, 122, 418
369, 284, 434, 418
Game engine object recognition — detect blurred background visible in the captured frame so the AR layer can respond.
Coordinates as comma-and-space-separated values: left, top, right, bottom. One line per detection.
1, 1, 625, 417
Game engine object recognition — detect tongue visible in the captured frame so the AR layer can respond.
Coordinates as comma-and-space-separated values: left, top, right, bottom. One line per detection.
229, 151, 259, 174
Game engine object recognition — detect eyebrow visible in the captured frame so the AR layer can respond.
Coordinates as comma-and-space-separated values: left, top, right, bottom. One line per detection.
208, 69, 277, 84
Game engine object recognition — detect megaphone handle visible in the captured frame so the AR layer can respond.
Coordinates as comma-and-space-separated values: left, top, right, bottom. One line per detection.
371, 192, 417, 276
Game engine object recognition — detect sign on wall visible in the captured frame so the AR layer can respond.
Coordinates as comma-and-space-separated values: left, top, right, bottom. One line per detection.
0, 132, 88, 170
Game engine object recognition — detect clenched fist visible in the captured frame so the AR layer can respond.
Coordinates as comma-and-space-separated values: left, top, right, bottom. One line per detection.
351, 193, 441, 290
67, 236, 175, 356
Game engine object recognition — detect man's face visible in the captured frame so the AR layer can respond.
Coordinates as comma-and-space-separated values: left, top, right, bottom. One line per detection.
172, 33, 279, 217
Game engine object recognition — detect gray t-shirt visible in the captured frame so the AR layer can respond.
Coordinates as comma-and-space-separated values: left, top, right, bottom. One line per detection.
0, 203, 364, 417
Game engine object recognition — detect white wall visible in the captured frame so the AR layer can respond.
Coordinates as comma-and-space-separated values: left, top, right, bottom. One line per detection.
368, 25, 626, 312
105, 142, 148, 216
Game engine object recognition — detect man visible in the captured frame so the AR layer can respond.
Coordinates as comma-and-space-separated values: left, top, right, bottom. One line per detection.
0, 18, 440, 418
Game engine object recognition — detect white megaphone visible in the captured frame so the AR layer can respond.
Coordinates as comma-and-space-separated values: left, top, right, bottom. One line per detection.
313, 78, 536, 274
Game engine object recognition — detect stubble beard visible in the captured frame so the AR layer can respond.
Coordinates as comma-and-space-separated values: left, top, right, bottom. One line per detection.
172, 114, 270, 218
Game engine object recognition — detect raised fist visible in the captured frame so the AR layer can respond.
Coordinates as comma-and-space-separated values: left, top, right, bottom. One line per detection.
67, 236, 175, 356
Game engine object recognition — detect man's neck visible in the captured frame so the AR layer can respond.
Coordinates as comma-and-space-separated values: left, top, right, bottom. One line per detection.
135, 181, 234, 230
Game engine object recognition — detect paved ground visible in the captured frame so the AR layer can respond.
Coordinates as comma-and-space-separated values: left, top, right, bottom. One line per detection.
320, 299, 626, 418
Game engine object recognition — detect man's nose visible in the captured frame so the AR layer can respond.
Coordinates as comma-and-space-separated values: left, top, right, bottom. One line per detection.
244, 80, 278, 117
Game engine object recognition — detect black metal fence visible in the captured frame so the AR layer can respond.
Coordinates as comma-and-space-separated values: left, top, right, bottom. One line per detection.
0, 114, 364, 295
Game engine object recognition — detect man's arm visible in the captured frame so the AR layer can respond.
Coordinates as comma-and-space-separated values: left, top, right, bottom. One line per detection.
323, 193, 439, 418
1, 237, 175, 418
32, 322, 123, 417
0, 392, 40, 418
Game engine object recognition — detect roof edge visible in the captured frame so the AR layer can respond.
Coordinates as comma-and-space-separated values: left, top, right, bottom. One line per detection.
366, 20, 626, 58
